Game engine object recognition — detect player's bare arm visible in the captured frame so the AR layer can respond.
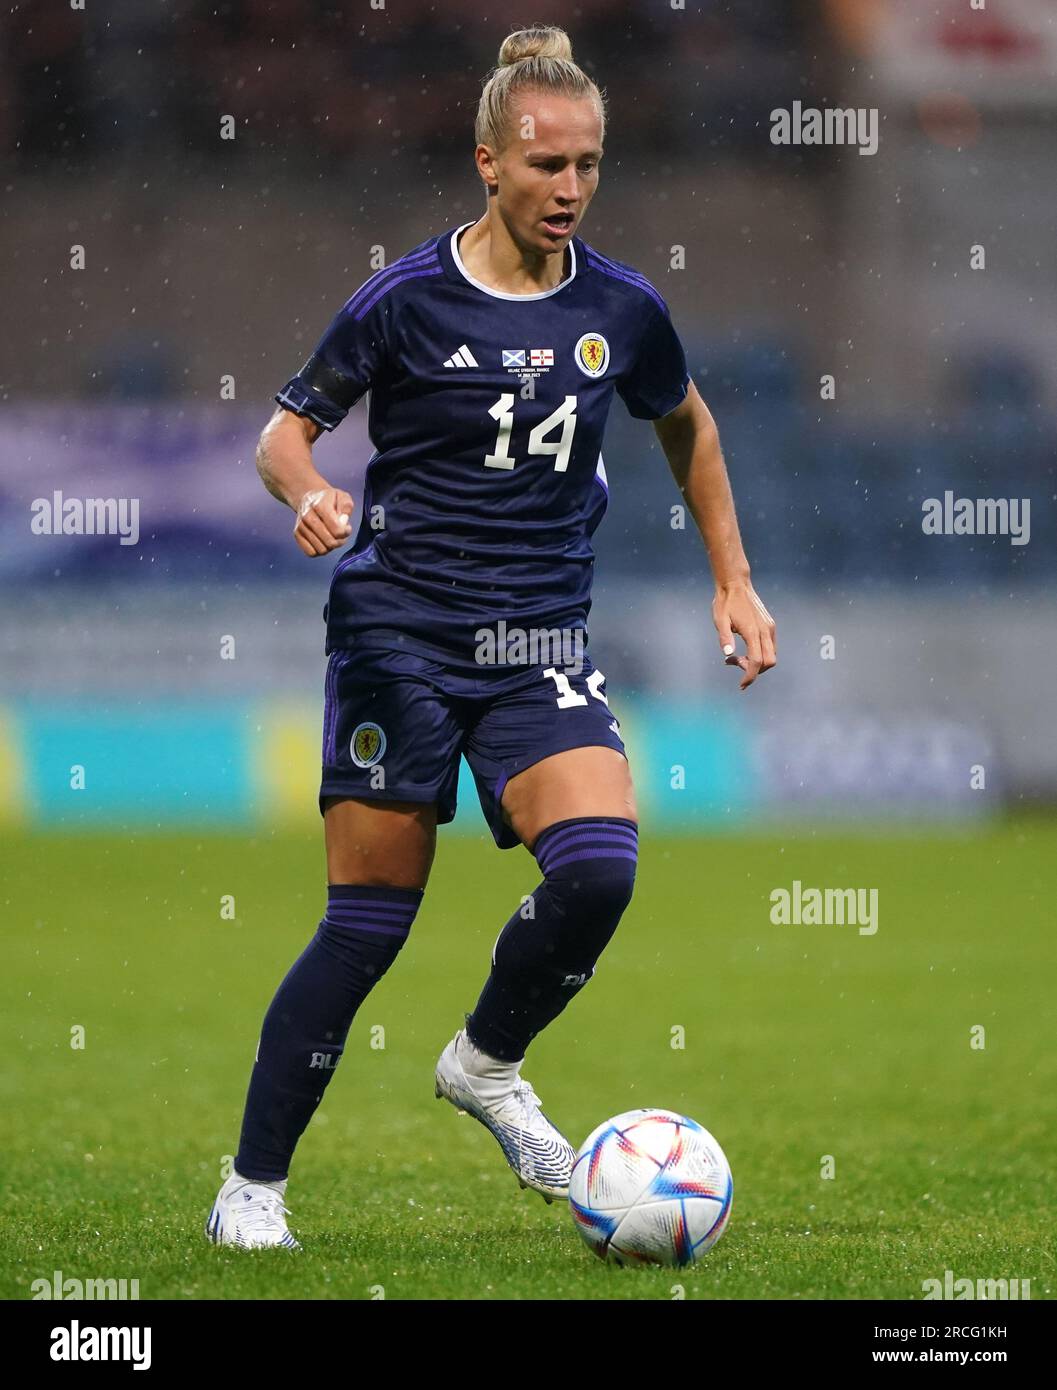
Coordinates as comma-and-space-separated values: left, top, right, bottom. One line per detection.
255, 405, 353, 557
653, 380, 777, 690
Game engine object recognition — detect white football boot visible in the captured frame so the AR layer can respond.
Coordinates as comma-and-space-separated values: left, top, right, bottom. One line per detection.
434, 1028, 575, 1203
205, 1171, 300, 1250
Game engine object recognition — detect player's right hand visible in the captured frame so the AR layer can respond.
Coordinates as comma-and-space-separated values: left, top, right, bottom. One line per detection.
293, 487, 354, 557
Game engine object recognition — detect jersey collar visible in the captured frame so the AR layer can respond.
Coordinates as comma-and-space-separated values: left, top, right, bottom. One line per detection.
444, 221, 578, 301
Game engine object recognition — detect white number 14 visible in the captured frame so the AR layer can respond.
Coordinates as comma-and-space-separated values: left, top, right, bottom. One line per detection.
484, 394, 578, 472
543, 668, 609, 708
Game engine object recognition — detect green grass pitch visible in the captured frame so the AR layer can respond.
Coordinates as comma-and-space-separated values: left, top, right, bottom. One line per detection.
3, 819, 1054, 1300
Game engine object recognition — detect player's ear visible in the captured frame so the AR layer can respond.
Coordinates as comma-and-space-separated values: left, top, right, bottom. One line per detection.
475, 143, 500, 191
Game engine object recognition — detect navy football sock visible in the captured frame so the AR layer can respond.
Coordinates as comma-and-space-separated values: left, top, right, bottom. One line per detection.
235, 884, 422, 1181
465, 817, 638, 1063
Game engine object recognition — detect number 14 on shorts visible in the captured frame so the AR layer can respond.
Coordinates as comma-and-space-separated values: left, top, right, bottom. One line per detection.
545, 666, 610, 710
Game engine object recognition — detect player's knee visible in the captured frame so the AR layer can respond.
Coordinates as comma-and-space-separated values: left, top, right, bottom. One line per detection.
545, 857, 636, 924
536, 831, 638, 967
533, 816, 638, 923
316, 884, 423, 992
547, 867, 635, 971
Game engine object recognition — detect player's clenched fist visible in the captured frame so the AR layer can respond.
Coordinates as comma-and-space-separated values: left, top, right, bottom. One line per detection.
293, 487, 354, 557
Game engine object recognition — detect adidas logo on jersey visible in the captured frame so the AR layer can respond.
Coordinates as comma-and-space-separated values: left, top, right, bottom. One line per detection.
443, 344, 479, 368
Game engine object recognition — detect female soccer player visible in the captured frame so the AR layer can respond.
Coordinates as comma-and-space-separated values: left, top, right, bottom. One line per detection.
207, 25, 775, 1249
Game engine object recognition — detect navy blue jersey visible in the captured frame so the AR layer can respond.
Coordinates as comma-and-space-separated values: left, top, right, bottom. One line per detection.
275, 221, 690, 660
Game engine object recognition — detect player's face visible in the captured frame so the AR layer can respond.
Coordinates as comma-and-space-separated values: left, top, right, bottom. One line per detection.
495, 93, 603, 253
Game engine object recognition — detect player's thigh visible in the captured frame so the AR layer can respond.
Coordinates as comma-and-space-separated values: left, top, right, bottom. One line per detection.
323, 796, 438, 889
321, 645, 462, 886
500, 746, 637, 852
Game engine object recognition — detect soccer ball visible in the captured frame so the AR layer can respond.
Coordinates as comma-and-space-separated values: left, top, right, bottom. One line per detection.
569, 1108, 733, 1266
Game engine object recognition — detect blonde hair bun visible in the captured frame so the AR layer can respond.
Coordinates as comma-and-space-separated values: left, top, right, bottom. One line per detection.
475, 25, 603, 152
498, 26, 574, 67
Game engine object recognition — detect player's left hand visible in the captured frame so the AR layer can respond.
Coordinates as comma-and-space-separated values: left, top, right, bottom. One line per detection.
712, 580, 776, 691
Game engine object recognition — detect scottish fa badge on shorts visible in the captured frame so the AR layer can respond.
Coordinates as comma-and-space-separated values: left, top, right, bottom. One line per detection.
350, 722, 387, 768
574, 332, 610, 378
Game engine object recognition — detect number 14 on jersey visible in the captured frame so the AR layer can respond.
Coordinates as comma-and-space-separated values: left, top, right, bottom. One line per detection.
485, 394, 578, 472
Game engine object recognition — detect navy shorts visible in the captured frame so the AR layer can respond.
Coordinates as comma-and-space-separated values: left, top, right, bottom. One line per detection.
319, 642, 627, 849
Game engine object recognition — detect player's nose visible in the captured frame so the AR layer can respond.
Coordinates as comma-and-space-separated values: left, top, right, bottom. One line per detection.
556, 170, 580, 202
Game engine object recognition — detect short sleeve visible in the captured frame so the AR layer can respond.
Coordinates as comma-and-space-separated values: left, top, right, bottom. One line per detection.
617, 298, 691, 421
275, 288, 393, 432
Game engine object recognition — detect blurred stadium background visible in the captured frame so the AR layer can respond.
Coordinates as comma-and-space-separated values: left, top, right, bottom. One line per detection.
2, 0, 1055, 834
6, 5, 1057, 1307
